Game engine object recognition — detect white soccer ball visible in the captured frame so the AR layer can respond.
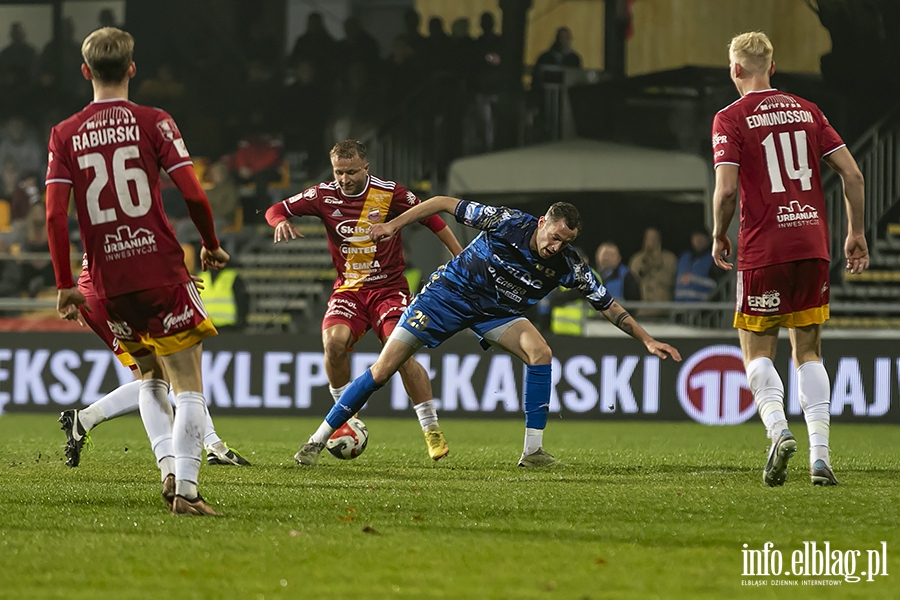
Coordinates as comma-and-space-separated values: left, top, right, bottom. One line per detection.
326, 417, 369, 459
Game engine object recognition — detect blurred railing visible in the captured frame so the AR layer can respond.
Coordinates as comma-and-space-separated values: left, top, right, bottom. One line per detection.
824, 104, 900, 269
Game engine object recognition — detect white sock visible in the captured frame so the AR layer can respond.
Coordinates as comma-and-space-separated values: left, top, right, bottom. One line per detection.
79, 379, 142, 431
524, 427, 543, 455
202, 405, 222, 446
311, 421, 336, 445
414, 399, 440, 431
798, 360, 832, 468
746, 357, 787, 439
173, 392, 206, 497
329, 383, 350, 404
138, 379, 175, 480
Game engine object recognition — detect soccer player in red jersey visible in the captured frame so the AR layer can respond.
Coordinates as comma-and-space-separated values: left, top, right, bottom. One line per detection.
46, 28, 229, 515
711, 32, 868, 487
265, 140, 463, 463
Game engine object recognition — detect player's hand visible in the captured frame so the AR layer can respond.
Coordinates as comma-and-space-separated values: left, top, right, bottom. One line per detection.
845, 232, 869, 274
370, 222, 396, 243
191, 275, 205, 290
273, 220, 303, 243
57, 287, 87, 326
712, 235, 733, 271
201, 246, 230, 270
645, 339, 681, 361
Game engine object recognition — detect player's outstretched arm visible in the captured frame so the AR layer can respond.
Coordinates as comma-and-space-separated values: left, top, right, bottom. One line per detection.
711, 164, 739, 271
824, 147, 868, 274
265, 202, 304, 243
371, 196, 461, 243
600, 300, 682, 361
433, 225, 464, 257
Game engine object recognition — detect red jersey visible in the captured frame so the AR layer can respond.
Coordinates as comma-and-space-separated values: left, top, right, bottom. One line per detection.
268, 175, 447, 292
46, 99, 196, 298
712, 89, 845, 270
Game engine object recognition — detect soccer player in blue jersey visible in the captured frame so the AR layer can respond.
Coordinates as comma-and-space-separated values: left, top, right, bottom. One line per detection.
294, 197, 682, 467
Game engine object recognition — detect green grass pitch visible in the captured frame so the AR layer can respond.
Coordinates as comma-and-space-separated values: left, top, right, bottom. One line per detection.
0, 414, 897, 599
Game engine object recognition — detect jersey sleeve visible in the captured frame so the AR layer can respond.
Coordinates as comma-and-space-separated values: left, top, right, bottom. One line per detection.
819, 110, 845, 156
152, 110, 194, 174
454, 199, 517, 232
45, 127, 73, 185
712, 111, 741, 167
390, 184, 447, 233
279, 185, 321, 218
560, 252, 614, 311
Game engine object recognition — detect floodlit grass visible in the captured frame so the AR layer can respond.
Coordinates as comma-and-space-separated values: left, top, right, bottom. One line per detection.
1, 414, 898, 599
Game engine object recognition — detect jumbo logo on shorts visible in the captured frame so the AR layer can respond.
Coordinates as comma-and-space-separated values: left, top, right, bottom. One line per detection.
163, 305, 195, 334
747, 290, 781, 312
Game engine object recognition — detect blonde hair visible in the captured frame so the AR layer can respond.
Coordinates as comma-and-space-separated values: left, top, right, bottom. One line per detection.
81, 27, 134, 83
728, 31, 773, 75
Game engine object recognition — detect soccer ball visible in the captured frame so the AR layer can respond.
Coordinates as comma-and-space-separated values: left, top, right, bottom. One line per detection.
326, 417, 369, 459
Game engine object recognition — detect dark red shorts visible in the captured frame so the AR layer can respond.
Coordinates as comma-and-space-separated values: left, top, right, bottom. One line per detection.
78, 275, 135, 369
735, 259, 830, 332
322, 287, 412, 344
104, 281, 217, 357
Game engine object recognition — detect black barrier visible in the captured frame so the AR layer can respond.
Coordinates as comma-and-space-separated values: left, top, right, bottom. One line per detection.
0, 332, 897, 423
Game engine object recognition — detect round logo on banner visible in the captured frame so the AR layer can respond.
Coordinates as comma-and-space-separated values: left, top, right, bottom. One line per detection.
676, 345, 756, 425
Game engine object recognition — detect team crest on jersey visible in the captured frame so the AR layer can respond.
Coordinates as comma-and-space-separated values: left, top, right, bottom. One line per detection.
156, 118, 180, 142
367, 208, 382, 222
303, 187, 317, 199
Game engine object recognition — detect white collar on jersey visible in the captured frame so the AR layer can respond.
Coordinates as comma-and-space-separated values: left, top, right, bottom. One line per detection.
743, 88, 777, 95
89, 97, 133, 104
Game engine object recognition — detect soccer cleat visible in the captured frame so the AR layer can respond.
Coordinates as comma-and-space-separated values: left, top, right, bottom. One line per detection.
294, 441, 325, 466
810, 460, 839, 486
172, 494, 220, 516
58, 409, 88, 468
205, 442, 251, 466
162, 474, 175, 510
518, 448, 558, 467
424, 429, 449, 461
762, 429, 797, 487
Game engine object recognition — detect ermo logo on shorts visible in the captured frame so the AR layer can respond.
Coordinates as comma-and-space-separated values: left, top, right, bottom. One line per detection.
676, 345, 756, 425
747, 290, 781, 312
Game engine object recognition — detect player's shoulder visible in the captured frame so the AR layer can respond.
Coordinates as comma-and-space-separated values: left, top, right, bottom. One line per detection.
288, 181, 332, 204
369, 175, 398, 192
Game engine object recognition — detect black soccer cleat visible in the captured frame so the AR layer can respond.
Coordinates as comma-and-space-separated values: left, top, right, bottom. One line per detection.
59, 409, 87, 468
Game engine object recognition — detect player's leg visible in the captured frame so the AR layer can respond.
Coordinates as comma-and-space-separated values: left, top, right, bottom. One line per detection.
130, 351, 177, 508
735, 265, 797, 486
489, 318, 557, 467
322, 323, 355, 402
790, 324, 836, 484
202, 402, 251, 466
374, 288, 448, 460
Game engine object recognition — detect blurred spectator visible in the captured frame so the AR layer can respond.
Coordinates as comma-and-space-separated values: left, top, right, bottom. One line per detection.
205, 162, 239, 230
330, 62, 378, 143
339, 17, 380, 71
198, 263, 249, 331
282, 59, 329, 175
674, 228, 720, 301
134, 63, 187, 115
0, 23, 38, 87
289, 12, 338, 82
474, 12, 503, 152
424, 17, 453, 73
450, 18, 477, 77
1, 160, 17, 199
98, 8, 119, 28
37, 17, 86, 112
228, 109, 284, 224
596, 241, 640, 301
382, 35, 423, 108
402, 8, 426, 53
536, 27, 582, 68
9, 171, 41, 225
0, 201, 54, 297
629, 227, 677, 314
0, 117, 44, 182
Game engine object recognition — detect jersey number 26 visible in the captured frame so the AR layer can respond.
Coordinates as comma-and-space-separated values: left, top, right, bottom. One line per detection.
77, 145, 152, 225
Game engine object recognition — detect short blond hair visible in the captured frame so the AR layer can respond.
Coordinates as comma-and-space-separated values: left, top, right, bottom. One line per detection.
81, 27, 134, 83
728, 31, 773, 75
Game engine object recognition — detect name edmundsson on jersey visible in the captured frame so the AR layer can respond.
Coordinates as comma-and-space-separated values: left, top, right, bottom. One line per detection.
746, 110, 814, 129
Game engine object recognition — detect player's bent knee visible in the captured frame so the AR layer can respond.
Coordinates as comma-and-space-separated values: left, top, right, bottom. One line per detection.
526, 344, 553, 365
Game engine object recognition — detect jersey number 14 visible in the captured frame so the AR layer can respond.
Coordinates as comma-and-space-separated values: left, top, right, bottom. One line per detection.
77, 145, 152, 225
761, 131, 812, 193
